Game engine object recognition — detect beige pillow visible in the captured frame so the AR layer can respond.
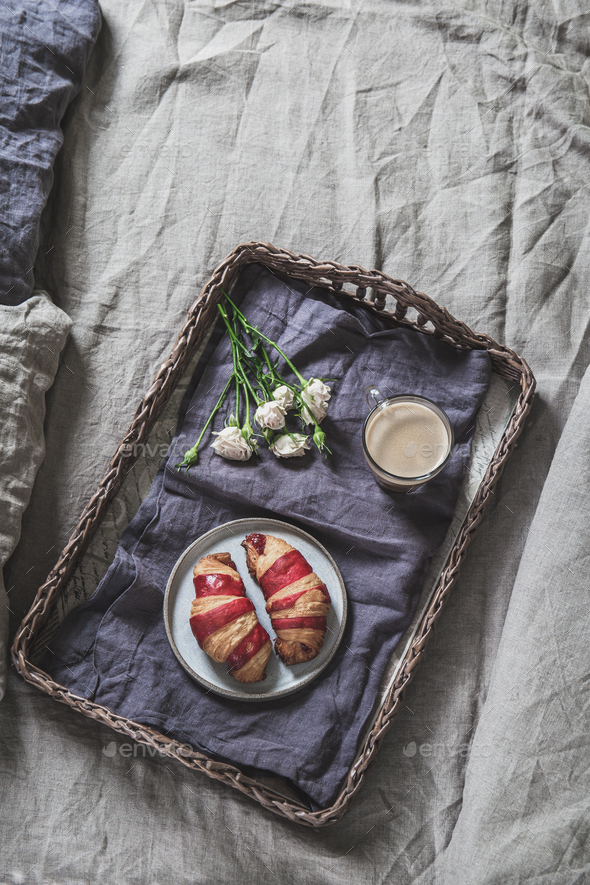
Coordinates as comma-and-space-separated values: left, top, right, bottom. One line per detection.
0, 292, 71, 699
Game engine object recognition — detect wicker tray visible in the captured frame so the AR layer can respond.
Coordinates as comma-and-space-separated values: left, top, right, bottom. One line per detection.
12, 242, 535, 826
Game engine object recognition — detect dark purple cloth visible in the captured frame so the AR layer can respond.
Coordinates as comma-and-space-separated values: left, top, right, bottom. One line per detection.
42, 266, 491, 806
0, 0, 100, 305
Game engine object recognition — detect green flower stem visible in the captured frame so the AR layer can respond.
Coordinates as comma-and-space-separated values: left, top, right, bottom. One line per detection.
220, 291, 249, 325
251, 339, 302, 401
221, 315, 262, 440
218, 307, 261, 411
222, 293, 306, 384
176, 374, 234, 471
251, 325, 306, 384
252, 360, 275, 400
236, 358, 261, 406
221, 300, 305, 402
258, 341, 288, 388
219, 304, 259, 366
245, 377, 250, 428
240, 350, 271, 398
229, 330, 241, 426
261, 427, 276, 446
271, 373, 297, 392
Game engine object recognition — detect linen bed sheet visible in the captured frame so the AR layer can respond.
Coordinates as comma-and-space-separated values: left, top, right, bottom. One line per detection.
2, 0, 590, 883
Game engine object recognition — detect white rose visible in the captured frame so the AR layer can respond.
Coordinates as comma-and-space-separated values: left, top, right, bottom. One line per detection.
254, 400, 286, 430
270, 433, 311, 458
273, 385, 295, 411
210, 426, 254, 461
301, 379, 331, 426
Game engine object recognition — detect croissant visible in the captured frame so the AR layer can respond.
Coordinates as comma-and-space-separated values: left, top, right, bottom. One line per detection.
190, 552, 272, 683
241, 533, 331, 666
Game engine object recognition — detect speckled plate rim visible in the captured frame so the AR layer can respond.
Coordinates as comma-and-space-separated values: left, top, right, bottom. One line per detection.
163, 517, 348, 702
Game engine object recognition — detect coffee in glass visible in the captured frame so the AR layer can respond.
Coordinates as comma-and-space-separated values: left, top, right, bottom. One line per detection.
362, 389, 454, 492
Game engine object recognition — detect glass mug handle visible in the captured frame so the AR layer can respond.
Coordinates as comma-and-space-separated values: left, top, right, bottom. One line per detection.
364, 386, 385, 409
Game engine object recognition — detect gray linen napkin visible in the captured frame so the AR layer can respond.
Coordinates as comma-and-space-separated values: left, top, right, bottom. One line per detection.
42, 266, 491, 806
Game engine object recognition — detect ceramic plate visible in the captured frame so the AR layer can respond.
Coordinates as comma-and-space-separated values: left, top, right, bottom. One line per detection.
163, 518, 347, 701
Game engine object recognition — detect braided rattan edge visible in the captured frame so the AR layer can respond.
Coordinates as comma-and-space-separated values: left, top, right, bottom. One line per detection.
11, 241, 535, 827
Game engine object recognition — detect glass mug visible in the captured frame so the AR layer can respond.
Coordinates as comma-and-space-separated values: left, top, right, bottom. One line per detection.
362, 388, 454, 492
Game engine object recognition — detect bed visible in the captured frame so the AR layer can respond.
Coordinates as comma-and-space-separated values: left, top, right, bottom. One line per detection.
2, 0, 589, 881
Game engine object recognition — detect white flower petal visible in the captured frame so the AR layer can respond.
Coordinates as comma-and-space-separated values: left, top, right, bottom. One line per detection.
254, 400, 286, 430
301, 379, 331, 426
270, 433, 311, 458
211, 426, 254, 461
273, 385, 295, 411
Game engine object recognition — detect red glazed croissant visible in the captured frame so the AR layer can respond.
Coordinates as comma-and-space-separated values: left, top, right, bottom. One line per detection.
190, 552, 272, 683
241, 533, 331, 666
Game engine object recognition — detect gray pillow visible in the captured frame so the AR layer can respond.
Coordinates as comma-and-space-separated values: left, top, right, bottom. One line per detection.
0, 292, 71, 699
0, 0, 100, 306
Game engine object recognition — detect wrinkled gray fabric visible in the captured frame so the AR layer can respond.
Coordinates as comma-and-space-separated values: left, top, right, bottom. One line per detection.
0, 294, 71, 699
443, 364, 590, 885
3, 0, 590, 881
0, 0, 100, 305
0, 0, 99, 693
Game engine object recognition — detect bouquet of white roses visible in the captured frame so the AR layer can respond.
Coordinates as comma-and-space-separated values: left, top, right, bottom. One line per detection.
176, 294, 333, 471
